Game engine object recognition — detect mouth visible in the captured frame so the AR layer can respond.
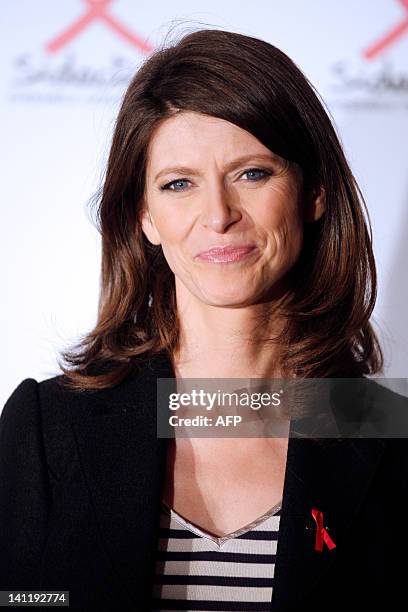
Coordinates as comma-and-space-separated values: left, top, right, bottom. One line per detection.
195, 245, 257, 264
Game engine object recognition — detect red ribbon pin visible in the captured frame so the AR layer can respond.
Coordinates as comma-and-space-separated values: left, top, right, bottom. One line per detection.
311, 508, 336, 552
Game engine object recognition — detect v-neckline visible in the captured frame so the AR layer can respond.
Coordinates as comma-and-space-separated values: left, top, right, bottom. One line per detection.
161, 499, 282, 548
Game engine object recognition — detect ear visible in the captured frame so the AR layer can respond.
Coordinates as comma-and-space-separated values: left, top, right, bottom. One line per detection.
139, 204, 161, 246
305, 185, 326, 223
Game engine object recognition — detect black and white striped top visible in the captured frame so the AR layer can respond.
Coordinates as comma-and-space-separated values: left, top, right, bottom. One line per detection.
151, 498, 282, 611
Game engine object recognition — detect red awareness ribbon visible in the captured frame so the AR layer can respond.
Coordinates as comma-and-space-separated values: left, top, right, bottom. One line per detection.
311, 508, 337, 552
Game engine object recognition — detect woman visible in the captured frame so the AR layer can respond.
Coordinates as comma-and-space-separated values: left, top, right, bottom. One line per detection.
1, 28, 407, 612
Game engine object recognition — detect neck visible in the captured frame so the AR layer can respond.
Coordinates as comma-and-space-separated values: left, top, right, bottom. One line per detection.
172, 301, 291, 381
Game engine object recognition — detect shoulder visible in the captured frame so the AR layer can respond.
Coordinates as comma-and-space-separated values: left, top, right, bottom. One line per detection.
348, 378, 408, 478
0, 368, 139, 485
0, 376, 90, 482
0, 378, 41, 438
2, 348, 173, 429
1, 374, 94, 432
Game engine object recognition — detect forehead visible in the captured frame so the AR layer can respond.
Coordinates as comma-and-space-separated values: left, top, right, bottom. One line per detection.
145, 111, 273, 168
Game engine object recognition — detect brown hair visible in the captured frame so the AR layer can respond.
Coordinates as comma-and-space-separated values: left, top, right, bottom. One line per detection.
57, 27, 383, 391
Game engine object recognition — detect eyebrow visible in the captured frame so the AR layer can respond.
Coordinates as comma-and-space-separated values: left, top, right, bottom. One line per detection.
153, 153, 279, 182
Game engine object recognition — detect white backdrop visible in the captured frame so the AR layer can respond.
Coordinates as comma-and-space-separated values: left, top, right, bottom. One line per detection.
2, 0, 408, 409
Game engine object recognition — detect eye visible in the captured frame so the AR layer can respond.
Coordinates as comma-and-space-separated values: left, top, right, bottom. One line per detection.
241, 167, 272, 181
160, 178, 191, 192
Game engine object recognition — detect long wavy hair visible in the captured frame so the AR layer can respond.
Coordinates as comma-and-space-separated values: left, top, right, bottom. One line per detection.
57, 28, 383, 391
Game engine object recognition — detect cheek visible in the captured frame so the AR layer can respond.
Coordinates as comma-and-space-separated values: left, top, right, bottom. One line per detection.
153, 207, 188, 243
261, 194, 303, 256
153, 211, 191, 272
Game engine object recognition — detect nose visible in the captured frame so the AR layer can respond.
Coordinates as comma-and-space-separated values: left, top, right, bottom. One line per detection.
200, 179, 242, 232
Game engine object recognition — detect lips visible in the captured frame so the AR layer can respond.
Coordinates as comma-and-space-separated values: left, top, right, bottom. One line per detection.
196, 245, 257, 263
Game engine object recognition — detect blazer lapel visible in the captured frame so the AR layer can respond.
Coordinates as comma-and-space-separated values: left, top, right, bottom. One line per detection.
271, 434, 386, 610
71, 350, 174, 607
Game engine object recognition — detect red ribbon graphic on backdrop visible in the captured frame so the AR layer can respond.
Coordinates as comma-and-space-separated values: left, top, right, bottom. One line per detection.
363, 0, 408, 59
311, 508, 337, 552
45, 0, 154, 54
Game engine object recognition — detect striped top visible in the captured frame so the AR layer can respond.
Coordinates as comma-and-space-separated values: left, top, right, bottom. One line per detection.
151, 499, 282, 611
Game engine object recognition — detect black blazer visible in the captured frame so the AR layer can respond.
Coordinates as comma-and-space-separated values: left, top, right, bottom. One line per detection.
1, 350, 408, 611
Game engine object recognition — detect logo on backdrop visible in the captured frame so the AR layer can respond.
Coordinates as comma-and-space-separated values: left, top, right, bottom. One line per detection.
362, 0, 408, 59
328, 0, 408, 110
45, 0, 152, 54
8, 0, 154, 105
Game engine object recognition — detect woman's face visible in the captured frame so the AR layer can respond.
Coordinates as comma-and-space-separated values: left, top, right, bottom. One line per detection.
141, 111, 324, 307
